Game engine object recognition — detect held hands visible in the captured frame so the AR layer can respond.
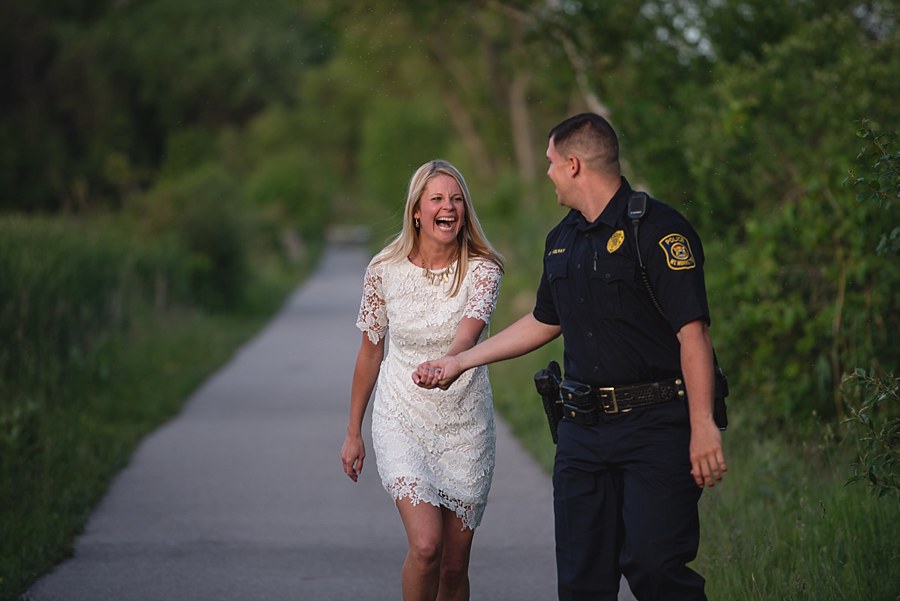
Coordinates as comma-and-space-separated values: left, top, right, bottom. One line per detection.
689, 419, 728, 488
413, 356, 462, 390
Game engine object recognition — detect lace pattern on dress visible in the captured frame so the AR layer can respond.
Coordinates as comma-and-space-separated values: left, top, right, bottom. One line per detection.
386, 476, 479, 531
356, 261, 388, 344
361, 256, 501, 531
464, 261, 502, 325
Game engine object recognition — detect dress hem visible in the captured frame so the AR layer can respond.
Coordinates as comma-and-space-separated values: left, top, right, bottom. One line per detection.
385, 484, 483, 531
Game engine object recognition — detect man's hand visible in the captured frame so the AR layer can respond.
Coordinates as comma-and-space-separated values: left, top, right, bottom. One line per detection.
413, 356, 462, 390
689, 419, 727, 488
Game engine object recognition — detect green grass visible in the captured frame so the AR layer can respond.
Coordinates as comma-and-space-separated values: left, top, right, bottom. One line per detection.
0, 290, 303, 600
696, 416, 899, 600
0, 214, 310, 600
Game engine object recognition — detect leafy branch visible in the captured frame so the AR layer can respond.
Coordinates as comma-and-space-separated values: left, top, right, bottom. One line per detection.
842, 369, 900, 501
846, 120, 899, 256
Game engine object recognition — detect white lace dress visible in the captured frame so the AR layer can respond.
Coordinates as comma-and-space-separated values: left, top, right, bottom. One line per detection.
356, 256, 502, 530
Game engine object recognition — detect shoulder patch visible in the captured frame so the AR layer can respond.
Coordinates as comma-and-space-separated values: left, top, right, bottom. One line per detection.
607, 230, 625, 253
548, 248, 566, 256
658, 233, 696, 270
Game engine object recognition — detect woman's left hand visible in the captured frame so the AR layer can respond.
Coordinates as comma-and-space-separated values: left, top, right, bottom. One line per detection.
341, 433, 366, 482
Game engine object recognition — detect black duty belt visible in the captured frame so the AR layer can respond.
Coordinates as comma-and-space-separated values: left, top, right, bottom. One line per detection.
561, 377, 686, 422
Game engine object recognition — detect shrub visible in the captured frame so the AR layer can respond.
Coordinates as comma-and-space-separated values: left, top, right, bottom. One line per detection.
130, 165, 251, 311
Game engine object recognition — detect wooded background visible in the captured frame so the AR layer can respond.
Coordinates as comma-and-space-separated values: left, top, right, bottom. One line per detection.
1, 1, 898, 599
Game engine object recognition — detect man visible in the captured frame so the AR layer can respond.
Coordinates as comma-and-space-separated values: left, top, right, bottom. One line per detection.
413, 113, 726, 600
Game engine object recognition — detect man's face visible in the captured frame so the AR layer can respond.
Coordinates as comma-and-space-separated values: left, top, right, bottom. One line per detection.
546, 137, 569, 207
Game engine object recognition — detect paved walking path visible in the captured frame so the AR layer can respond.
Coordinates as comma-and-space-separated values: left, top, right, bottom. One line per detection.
27, 244, 634, 601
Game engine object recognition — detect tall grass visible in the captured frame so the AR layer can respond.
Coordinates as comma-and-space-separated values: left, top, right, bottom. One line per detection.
0, 216, 185, 388
697, 412, 899, 600
0, 215, 307, 600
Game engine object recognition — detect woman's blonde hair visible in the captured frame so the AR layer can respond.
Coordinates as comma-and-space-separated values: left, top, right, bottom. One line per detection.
374, 159, 504, 296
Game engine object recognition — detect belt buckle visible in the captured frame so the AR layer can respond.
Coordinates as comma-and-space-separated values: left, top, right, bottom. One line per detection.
597, 387, 631, 414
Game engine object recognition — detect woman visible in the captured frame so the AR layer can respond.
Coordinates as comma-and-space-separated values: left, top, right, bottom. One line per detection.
341, 159, 504, 601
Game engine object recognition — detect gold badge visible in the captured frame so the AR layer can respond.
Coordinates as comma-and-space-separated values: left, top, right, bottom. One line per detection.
548, 248, 566, 256
658, 233, 696, 270
606, 230, 625, 253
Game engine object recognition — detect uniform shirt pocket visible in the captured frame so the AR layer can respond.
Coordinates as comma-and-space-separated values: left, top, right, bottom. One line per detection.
590, 257, 636, 319
545, 256, 572, 318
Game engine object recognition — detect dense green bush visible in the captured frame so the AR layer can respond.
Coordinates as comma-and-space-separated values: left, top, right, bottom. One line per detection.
129, 166, 252, 311
704, 188, 899, 423
667, 12, 900, 424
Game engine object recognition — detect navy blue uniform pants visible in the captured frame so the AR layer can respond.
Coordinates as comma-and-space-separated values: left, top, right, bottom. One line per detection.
553, 400, 706, 601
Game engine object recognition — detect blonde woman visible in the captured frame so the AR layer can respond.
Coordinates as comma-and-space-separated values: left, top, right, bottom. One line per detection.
341, 160, 504, 601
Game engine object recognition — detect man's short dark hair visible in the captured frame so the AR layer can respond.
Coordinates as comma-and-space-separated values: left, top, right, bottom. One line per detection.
549, 113, 620, 174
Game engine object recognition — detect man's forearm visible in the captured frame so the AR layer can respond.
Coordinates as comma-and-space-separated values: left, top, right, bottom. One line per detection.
677, 320, 715, 424
456, 313, 560, 371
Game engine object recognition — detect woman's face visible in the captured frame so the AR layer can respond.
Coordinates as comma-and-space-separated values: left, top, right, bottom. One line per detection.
414, 173, 465, 247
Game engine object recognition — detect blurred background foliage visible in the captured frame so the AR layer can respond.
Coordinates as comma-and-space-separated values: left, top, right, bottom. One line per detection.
1, 0, 898, 598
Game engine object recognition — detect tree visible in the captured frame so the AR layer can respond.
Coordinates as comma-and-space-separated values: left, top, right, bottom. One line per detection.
0, 0, 324, 211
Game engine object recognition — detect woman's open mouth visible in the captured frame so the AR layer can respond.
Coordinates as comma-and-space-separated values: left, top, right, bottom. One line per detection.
435, 216, 456, 231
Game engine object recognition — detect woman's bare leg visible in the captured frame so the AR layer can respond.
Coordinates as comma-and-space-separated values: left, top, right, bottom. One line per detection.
396, 498, 444, 601
436, 507, 475, 601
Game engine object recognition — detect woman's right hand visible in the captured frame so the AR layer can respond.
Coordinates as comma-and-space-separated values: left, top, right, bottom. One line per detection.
341, 433, 366, 482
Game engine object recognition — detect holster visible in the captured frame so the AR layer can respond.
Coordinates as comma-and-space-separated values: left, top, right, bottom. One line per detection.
533, 361, 563, 444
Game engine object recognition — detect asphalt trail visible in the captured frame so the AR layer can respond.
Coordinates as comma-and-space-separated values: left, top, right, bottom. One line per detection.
27, 244, 634, 601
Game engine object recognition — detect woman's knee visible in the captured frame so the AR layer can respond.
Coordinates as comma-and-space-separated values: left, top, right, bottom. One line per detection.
408, 536, 442, 567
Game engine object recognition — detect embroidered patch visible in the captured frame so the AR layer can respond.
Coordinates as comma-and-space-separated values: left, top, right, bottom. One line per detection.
606, 230, 625, 254
548, 248, 566, 256
658, 233, 696, 270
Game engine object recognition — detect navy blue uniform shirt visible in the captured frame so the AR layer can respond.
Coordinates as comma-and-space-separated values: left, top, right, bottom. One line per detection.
533, 178, 710, 386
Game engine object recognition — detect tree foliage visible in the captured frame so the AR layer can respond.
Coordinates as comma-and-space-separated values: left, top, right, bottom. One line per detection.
3, 2, 900, 598
2, 0, 898, 426
0, 0, 326, 211
682, 10, 900, 421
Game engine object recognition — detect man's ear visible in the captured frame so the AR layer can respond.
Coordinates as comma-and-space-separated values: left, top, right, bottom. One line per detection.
568, 154, 581, 177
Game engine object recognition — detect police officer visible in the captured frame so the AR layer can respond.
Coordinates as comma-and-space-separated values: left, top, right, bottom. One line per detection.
414, 112, 726, 601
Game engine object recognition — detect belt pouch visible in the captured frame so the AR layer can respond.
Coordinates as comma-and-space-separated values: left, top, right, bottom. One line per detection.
561, 381, 598, 425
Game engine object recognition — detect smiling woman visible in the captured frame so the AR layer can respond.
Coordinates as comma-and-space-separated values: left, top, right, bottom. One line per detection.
341, 159, 505, 600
